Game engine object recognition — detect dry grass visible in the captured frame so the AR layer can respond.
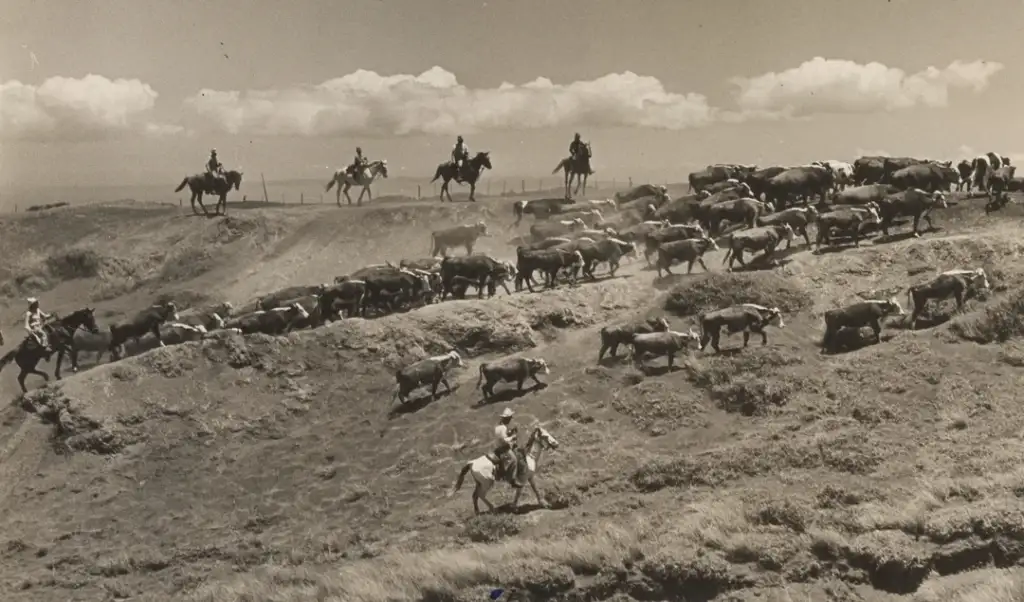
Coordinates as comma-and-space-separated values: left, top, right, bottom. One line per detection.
4, 191, 1024, 601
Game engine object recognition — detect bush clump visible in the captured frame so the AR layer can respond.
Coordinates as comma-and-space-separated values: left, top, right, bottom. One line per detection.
950, 288, 1024, 343
663, 272, 813, 317
462, 514, 522, 543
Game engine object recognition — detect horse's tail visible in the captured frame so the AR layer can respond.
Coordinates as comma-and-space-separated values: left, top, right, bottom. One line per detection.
0, 348, 17, 374
430, 164, 445, 183
552, 159, 566, 175
325, 175, 336, 192
448, 461, 473, 497
174, 177, 189, 193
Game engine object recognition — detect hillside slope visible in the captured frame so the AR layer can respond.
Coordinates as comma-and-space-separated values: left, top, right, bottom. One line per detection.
3, 191, 1024, 601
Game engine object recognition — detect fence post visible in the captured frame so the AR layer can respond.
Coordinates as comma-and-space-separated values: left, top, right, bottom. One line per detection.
502, 180, 507, 195
628, 177, 633, 188
417, 185, 421, 199
521, 180, 525, 193
300, 193, 304, 205
179, 199, 182, 207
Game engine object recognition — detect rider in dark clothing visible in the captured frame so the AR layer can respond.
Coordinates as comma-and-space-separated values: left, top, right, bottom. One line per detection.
205, 149, 223, 186
347, 147, 368, 178
452, 136, 469, 173
569, 133, 594, 175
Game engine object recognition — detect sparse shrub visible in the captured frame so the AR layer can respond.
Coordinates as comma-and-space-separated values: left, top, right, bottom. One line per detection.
663, 272, 813, 317
44, 248, 103, 280
158, 247, 215, 282
748, 498, 812, 533
951, 287, 1024, 343
462, 514, 521, 543
711, 375, 791, 416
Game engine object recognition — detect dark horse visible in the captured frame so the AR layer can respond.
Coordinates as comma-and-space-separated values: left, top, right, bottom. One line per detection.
552, 143, 593, 199
430, 152, 492, 203
173, 169, 244, 217
0, 307, 100, 393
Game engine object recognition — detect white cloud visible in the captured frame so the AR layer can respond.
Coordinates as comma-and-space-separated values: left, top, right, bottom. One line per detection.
0, 74, 177, 142
183, 66, 715, 137
731, 57, 1004, 118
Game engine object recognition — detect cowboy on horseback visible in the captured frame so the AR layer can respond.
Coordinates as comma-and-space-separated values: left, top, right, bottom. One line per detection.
347, 147, 369, 179
24, 297, 53, 357
452, 136, 469, 178
569, 133, 594, 175
493, 408, 526, 487
205, 149, 224, 187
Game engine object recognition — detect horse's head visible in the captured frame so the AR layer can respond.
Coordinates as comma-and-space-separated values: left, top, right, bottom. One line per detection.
226, 170, 244, 190
375, 160, 389, 178
583, 142, 592, 158
530, 426, 560, 451
474, 151, 492, 170
64, 307, 100, 334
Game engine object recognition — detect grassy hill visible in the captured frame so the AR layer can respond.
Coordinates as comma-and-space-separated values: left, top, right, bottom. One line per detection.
1, 189, 1024, 602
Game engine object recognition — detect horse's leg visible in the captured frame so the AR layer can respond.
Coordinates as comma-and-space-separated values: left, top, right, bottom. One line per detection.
356, 186, 367, 207
17, 369, 29, 393
195, 193, 210, 216
477, 481, 496, 513
190, 191, 200, 215
336, 181, 342, 207
530, 476, 547, 508
469, 181, 477, 203
343, 183, 354, 206
54, 349, 64, 380
512, 485, 523, 508
580, 173, 588, 197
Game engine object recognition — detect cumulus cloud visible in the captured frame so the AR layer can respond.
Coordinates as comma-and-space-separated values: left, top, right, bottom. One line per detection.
0, 74, 178, 142
183, 66, 715, 137
731, 57, 1004, 118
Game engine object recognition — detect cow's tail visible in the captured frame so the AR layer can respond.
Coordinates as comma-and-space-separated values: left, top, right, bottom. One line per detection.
0, 348, 17, 374
475, 364, 485, 389
174, 177, 189, 193
448, 461, 473, 497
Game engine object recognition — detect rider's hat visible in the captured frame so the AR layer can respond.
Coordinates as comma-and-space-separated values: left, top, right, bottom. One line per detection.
26, 297, 38, 305
500, 408, 514, 418
210, 148, 217, 154
574, 132, 581, 138
457, 135, 463, 141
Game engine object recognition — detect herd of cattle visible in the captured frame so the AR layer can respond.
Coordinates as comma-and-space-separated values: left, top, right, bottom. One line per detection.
53, 152, 1007, 404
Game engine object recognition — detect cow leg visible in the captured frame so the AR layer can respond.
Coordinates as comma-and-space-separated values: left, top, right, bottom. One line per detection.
666, 352, 675, 370
699, 329, 712, 351
516, 377, 525, 391
922, 212, 936, 233
910, 298, 923, 330
711, 331, 721, 352
742, 329, 751, 348
954, 290, 965, 312
476, 276, 487, 299
531, 372, 544, 387
757, 325, 769, 345
870, 319, 882, 343
440, 375, 453, 395
911, 214, 922, 237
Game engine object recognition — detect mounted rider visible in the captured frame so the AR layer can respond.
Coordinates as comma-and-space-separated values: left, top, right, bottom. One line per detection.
205, 149, 224, 187
493, 408, 526, 487
569, 133, 594, 174
347, 146, 369, 179
451, 136, 469, 178
24, 297, 53, 357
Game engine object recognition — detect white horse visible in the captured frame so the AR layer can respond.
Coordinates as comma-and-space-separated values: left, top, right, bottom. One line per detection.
447, 425, 560, 514
325, 159, 389, 207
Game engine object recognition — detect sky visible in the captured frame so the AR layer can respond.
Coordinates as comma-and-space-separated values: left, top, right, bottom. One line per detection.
1, 0, 1023, 191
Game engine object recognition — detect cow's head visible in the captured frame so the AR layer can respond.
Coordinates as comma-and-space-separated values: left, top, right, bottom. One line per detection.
210, 313, 226, 330
700, 236, 720, 251
443, 350, 463, 368
290, 302, 310, 319
780, 223, 796, 242
526, 357, 550, 375
571, 217, 586, 230
163, 301, 180, 322
863, 203, 881, 224
570, 250, 585, 266
603, 227, 617, 236
647, 316, 671, 332
882, 297, 906, 316
970, 268, 991, 292
737, 182, 754, 198
765, 307, 785, 329
475, 221, 489, 236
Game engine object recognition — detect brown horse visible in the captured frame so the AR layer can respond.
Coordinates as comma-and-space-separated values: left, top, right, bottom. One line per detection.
0, 307, 100, 393
430, 152, 492, 203
552, 143, 593, 199
174, 169, 244, 216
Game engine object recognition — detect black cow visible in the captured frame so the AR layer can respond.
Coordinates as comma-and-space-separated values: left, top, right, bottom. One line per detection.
743, 166, 790, 200
755, 206, 817, 248
766, 165, 834, 209
319, 280, 367, 319
630, 329, 701, 370
699, 304, 785, 353
270, 294, 322, 330
655, 237, 719, 277
597, 316, 671, 361
642, 223, 706, 265
223, 303, 309, 335
852, 156, 888, 186
439, 255, 513, 300
906, 268, 991, 329
692, 185, 755, 230
986, 165, 1017, 212
108, 301, 180, 361
392, 350, 463, 404
352, 267, 431, 314
648, 192, 708, 223
515, 247, 584, 292
822, 298, 905, 352
705, 197, 774, 236
889, 163, 958, 192
511, 197, 577, 227
476, 357, 550, 399
814, 205, 880, 251
875, 188, 948, 238
880, 157, 930, 183
721, 224, 795, 271
955, 160, 974, 192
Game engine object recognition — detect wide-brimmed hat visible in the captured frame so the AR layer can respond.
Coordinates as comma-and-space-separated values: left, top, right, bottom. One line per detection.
500, 408, 514, 418
26, 297, 38, 305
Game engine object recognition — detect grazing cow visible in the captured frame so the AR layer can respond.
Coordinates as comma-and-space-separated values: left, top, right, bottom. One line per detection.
530, 218, 585, 242
986, 165, 1017, 212
875, 188, 948, 238
906, 268, 990, 329
476, 357, 550, 400
956, 160, 974, 192
811, 160, 855, 191
699, 304, 785, 353
439, 255, 514, 300
175, 302, 231, 332
744, 166, 790, 200
814, 205, 880, 250
511, 197, 576, 227
515, 247, 584, 292
705, 197, 774, 236
223, 303, 309, 336
597, 316, 671, 361
554, 208, 604, 228
642, 223, 707, 265
318, 279, 367, 319
889, 163, 959, 192
392, 350, 463, 404
822, 298, 905, 351
108, 301, 180, 361
721, 224, 795, 271
655, 237, 719, 277
766, 165, 834, 209
832, 184, 900, 207
630, 329, 701, 370
755, 206, 817, 248
430, 221, 489, 257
